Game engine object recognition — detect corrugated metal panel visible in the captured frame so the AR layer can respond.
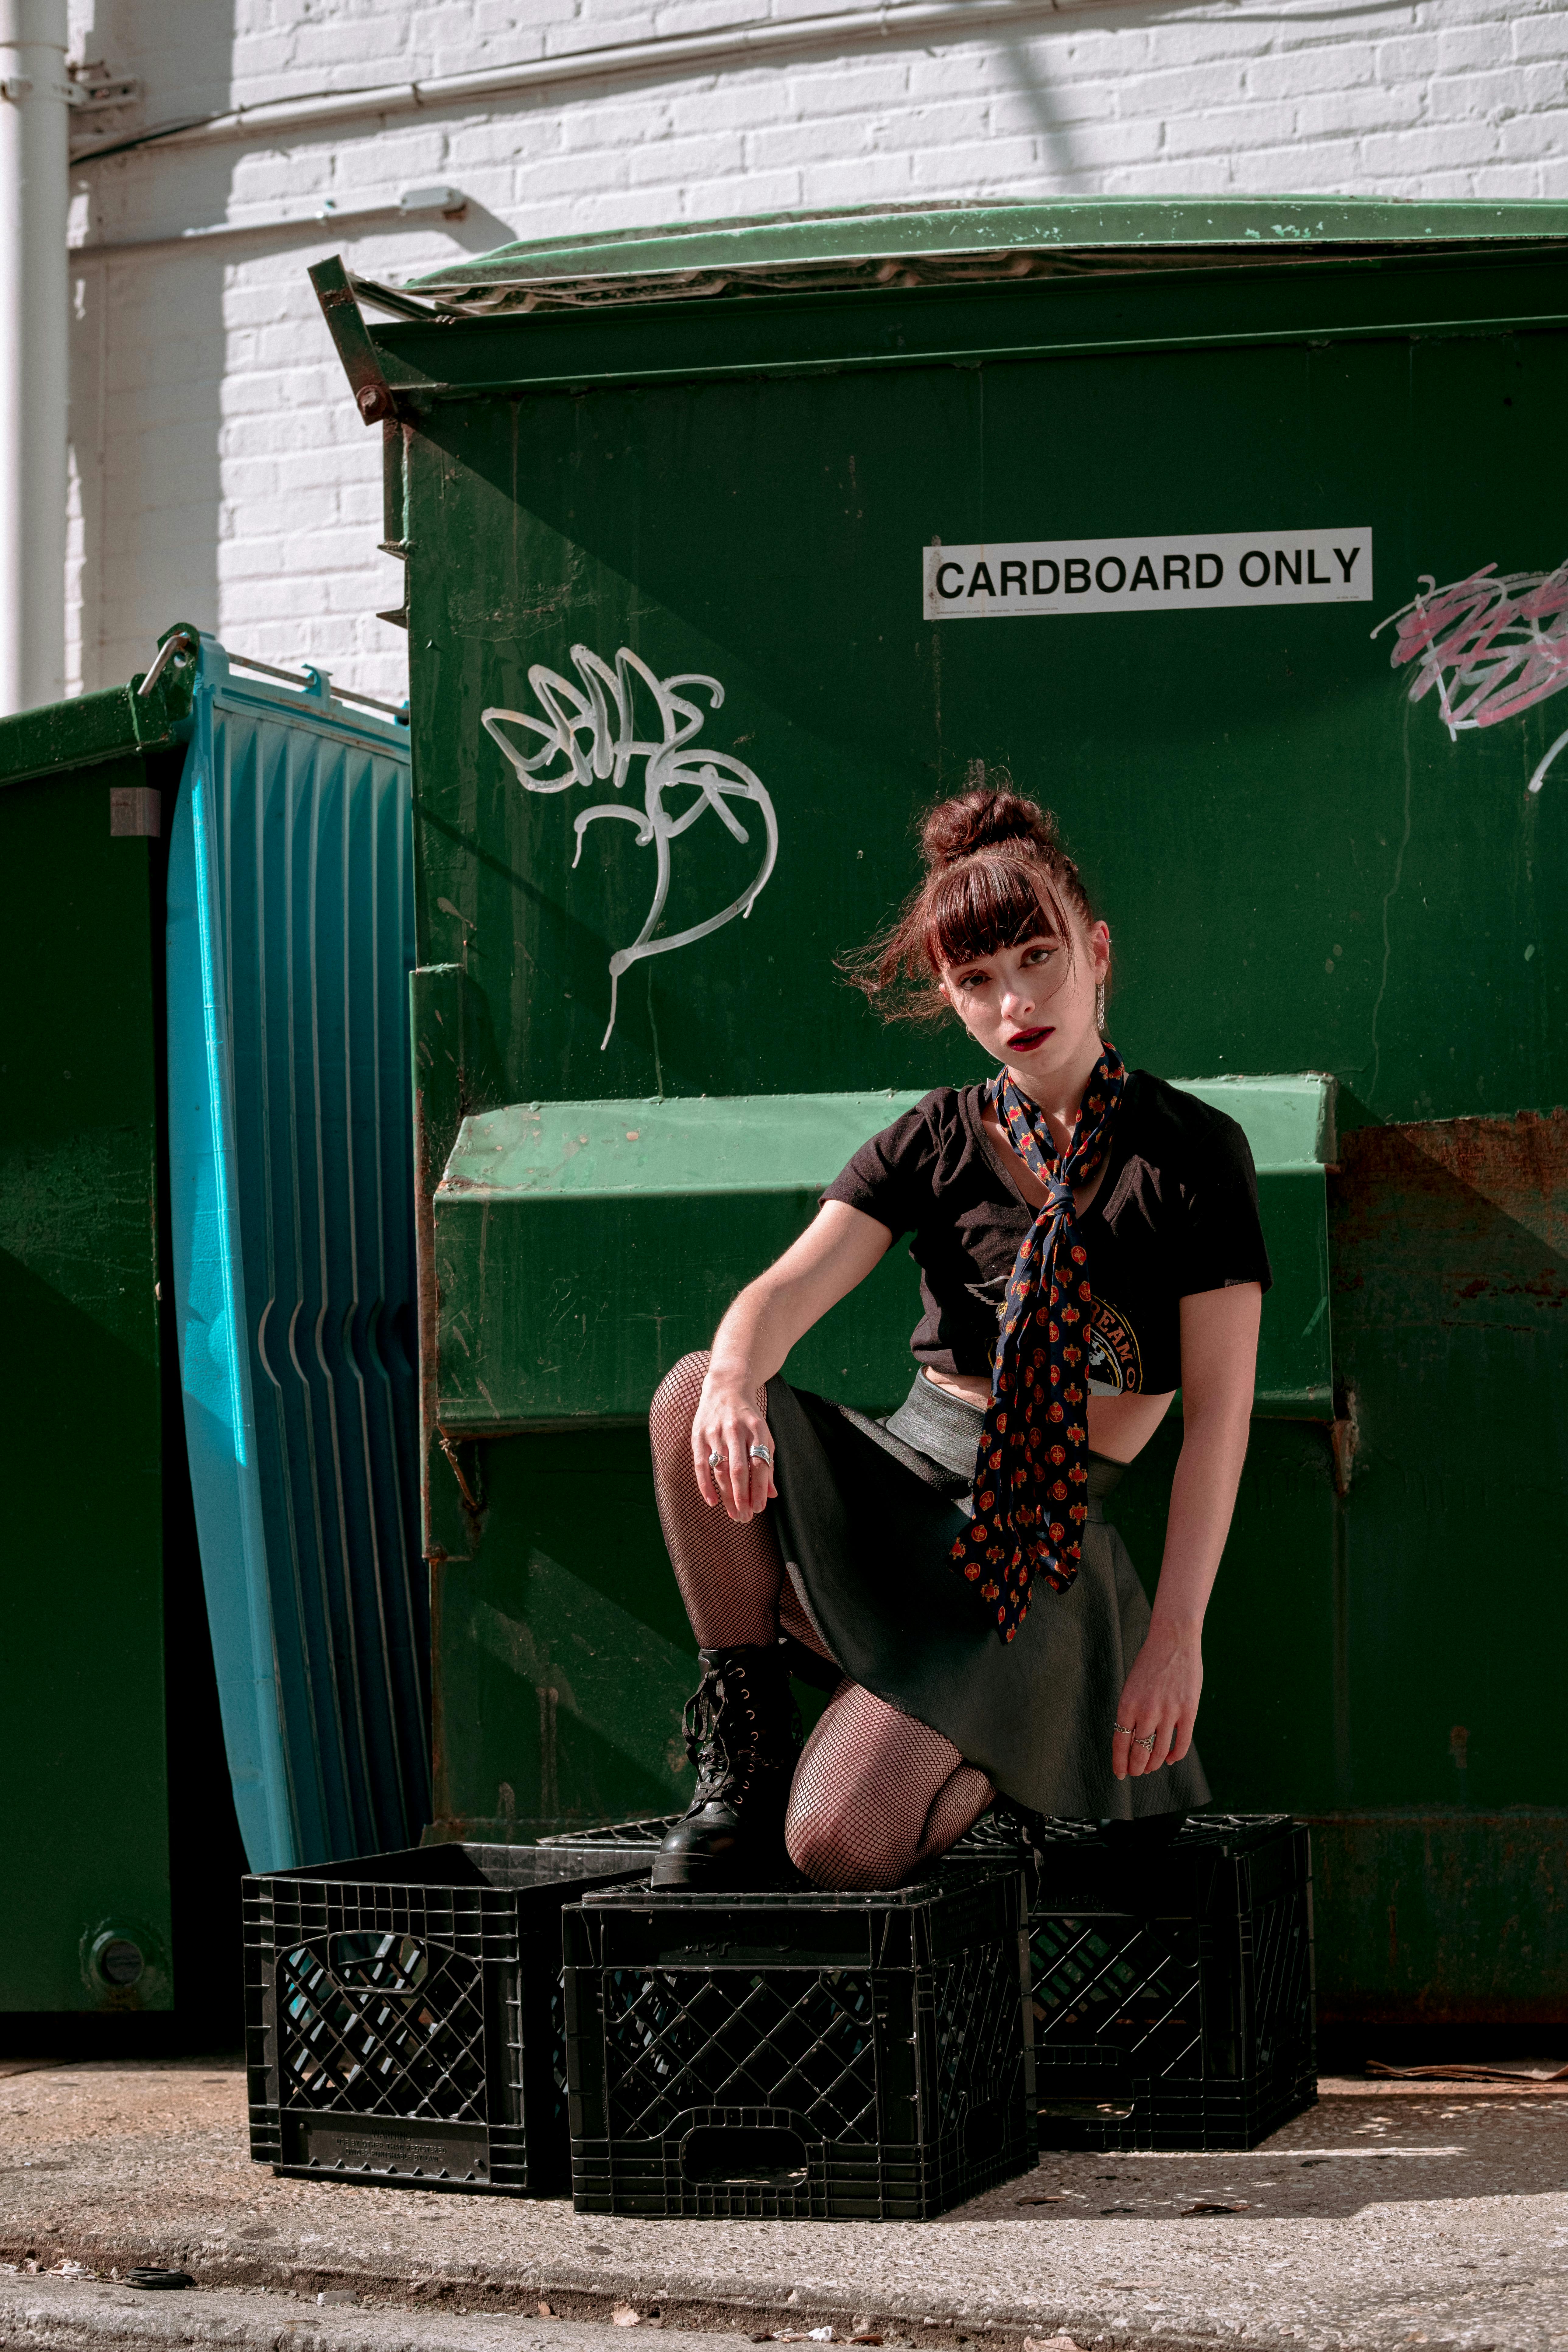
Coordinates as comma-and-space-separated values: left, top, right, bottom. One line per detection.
166, 638, 424, 1872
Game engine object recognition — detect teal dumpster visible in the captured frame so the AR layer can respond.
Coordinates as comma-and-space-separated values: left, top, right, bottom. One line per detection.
314, 198, 1568, 2023
164, 633, 426, 1874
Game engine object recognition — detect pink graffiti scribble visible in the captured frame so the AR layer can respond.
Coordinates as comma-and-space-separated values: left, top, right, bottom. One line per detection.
1372, 560, 1568, 793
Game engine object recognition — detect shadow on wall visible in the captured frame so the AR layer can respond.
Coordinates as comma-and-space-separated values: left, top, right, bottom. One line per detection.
63, 0, 532, 696
440, 201, 520, 259
70, 249, 231, 695
68, 0, 239, 696
988, 4, 1089, 186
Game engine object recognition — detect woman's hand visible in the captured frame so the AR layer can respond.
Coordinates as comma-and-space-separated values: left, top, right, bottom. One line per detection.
683, 1204, 892, 1527
1112, 1618, 1203, 1779
1110, 1284, 1257, 1781
692, 1374, 777, 1524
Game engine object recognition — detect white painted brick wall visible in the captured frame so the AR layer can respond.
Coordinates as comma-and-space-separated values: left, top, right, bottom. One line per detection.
63, 0, 1568, 702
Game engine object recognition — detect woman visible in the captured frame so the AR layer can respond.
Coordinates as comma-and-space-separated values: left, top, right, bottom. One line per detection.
648, 785, 1269, 1891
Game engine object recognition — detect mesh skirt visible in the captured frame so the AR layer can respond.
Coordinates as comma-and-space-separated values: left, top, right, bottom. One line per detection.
768, 1372, 1210, 1822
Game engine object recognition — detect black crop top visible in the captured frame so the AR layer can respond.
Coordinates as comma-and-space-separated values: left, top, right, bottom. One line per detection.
821, 1071, 1272, 1395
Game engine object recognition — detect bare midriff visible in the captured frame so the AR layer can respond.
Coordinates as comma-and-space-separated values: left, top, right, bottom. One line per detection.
918, 1095, 1177, 1467
920, 1364, 1177, 1465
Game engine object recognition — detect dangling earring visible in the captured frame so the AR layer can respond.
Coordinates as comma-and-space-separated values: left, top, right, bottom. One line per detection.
1095, 978, 1107, 1033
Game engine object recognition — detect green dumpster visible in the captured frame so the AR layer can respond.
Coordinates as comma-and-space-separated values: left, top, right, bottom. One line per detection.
315, 198, 1568, 2024
0, 635, 240, 2018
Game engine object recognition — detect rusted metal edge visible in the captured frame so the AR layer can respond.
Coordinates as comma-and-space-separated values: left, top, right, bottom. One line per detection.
309, 255, 401, 424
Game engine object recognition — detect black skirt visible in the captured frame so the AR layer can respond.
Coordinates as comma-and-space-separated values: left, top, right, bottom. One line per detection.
768, 1373, 1210, 1822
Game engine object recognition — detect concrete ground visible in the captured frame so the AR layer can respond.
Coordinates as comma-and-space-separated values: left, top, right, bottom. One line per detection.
2, 2060, 1566, 2352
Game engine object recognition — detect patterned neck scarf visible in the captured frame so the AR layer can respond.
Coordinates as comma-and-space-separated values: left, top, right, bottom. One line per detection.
949, 1044, 1127, 1642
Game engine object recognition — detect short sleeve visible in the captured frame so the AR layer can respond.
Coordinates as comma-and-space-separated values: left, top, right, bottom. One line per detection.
820, 1098, 942, 1240
1173, 1114, 1274, 1297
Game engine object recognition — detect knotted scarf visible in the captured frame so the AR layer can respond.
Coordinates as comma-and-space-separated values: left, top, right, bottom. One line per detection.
948, 1044, 1127, 1642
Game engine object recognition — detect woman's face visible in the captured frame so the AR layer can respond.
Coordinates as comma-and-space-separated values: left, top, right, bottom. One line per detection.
938, 907, 1111, 1092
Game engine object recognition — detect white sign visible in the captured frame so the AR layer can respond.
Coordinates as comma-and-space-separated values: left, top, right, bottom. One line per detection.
922, 527, 1373, 620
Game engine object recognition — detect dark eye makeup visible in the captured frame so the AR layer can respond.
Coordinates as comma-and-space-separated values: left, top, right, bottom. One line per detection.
953, 937, 1061, 987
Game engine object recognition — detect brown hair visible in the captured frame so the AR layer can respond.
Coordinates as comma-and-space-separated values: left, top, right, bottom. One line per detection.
844, 772, 1099, 1025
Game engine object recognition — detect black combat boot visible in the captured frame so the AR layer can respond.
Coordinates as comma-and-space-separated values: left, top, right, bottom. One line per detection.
651, 1643, 801, 1891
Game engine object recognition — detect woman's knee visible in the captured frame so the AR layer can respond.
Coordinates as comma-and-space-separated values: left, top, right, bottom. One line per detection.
649, 1352, 710, 1451
785, 1780, 910, 1891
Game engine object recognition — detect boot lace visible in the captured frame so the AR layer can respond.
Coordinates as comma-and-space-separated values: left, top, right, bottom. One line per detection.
681, 1653, 797, 1805
683, 1661, 744, 1801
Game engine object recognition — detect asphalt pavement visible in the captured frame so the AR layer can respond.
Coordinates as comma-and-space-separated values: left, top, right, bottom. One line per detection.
2, 2059, 1565, 2352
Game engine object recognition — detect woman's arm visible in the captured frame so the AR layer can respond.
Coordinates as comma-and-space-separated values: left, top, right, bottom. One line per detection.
695, 1201, 894, 1523
1113, 1281, 1262, 1780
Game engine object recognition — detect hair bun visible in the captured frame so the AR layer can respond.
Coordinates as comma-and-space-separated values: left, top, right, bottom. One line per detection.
919, 782, 1059, 870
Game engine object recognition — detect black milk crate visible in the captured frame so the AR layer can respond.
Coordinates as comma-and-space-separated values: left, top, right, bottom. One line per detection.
539, 1815, 677, 1851
244, 1842, 651, 2196
564, 1863, 1035, 2222
955, 1811, 1316, 2151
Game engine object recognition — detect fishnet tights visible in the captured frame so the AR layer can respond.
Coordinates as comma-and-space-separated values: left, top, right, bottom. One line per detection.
649, 1351, 823, 1650
784, 1682, 993, 1890
650, 1352, 994, 1889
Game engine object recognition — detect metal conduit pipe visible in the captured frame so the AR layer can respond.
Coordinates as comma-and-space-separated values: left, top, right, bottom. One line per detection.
0, 0, 67, 714
70, 0, 1068, 164
71, 183, 465, 259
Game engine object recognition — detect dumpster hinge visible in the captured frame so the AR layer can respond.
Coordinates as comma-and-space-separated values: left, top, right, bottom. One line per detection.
309, 254, 400, 426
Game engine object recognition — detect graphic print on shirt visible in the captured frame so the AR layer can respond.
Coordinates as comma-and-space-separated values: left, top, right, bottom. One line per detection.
963, 1270, 1013, 1320
1084, 1297, 1143, 1396
966, 1273, 1143, 1395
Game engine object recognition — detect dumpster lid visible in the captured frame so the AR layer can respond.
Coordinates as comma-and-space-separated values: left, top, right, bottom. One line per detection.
435, 1074, 1335, 1204
0, 624, 200, 789
396, 195, 1568, 314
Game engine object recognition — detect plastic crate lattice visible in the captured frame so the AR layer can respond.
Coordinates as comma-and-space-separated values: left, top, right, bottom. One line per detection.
602, 1965, 881, 2143
568, 1866, 1034, 2220
246, 1843, 651, 2196
1032, 1914, 1204, 2080
1236, 1888, 1313, 2075
278, 1929, 488, 2123
932, 1930, 1027, 2127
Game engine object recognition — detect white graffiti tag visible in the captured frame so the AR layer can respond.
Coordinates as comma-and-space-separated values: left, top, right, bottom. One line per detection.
482, 646, 778, 1048
1372, 559, 1568, 794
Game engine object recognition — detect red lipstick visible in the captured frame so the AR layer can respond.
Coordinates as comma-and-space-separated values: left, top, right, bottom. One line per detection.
1007, 1026, 1052, 1052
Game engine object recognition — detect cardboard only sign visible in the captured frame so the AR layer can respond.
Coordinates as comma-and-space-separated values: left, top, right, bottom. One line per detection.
922, 527, 1374, 619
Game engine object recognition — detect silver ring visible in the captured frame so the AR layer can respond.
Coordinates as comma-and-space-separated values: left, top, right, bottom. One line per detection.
707, 1449, 724, 1469
748, 1444, 773, 1465
1113, 1722, 1136, 1738
1136, 1733, 1157, 1752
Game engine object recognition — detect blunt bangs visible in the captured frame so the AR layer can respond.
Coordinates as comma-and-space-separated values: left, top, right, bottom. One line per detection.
924, 850, 1070, 972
